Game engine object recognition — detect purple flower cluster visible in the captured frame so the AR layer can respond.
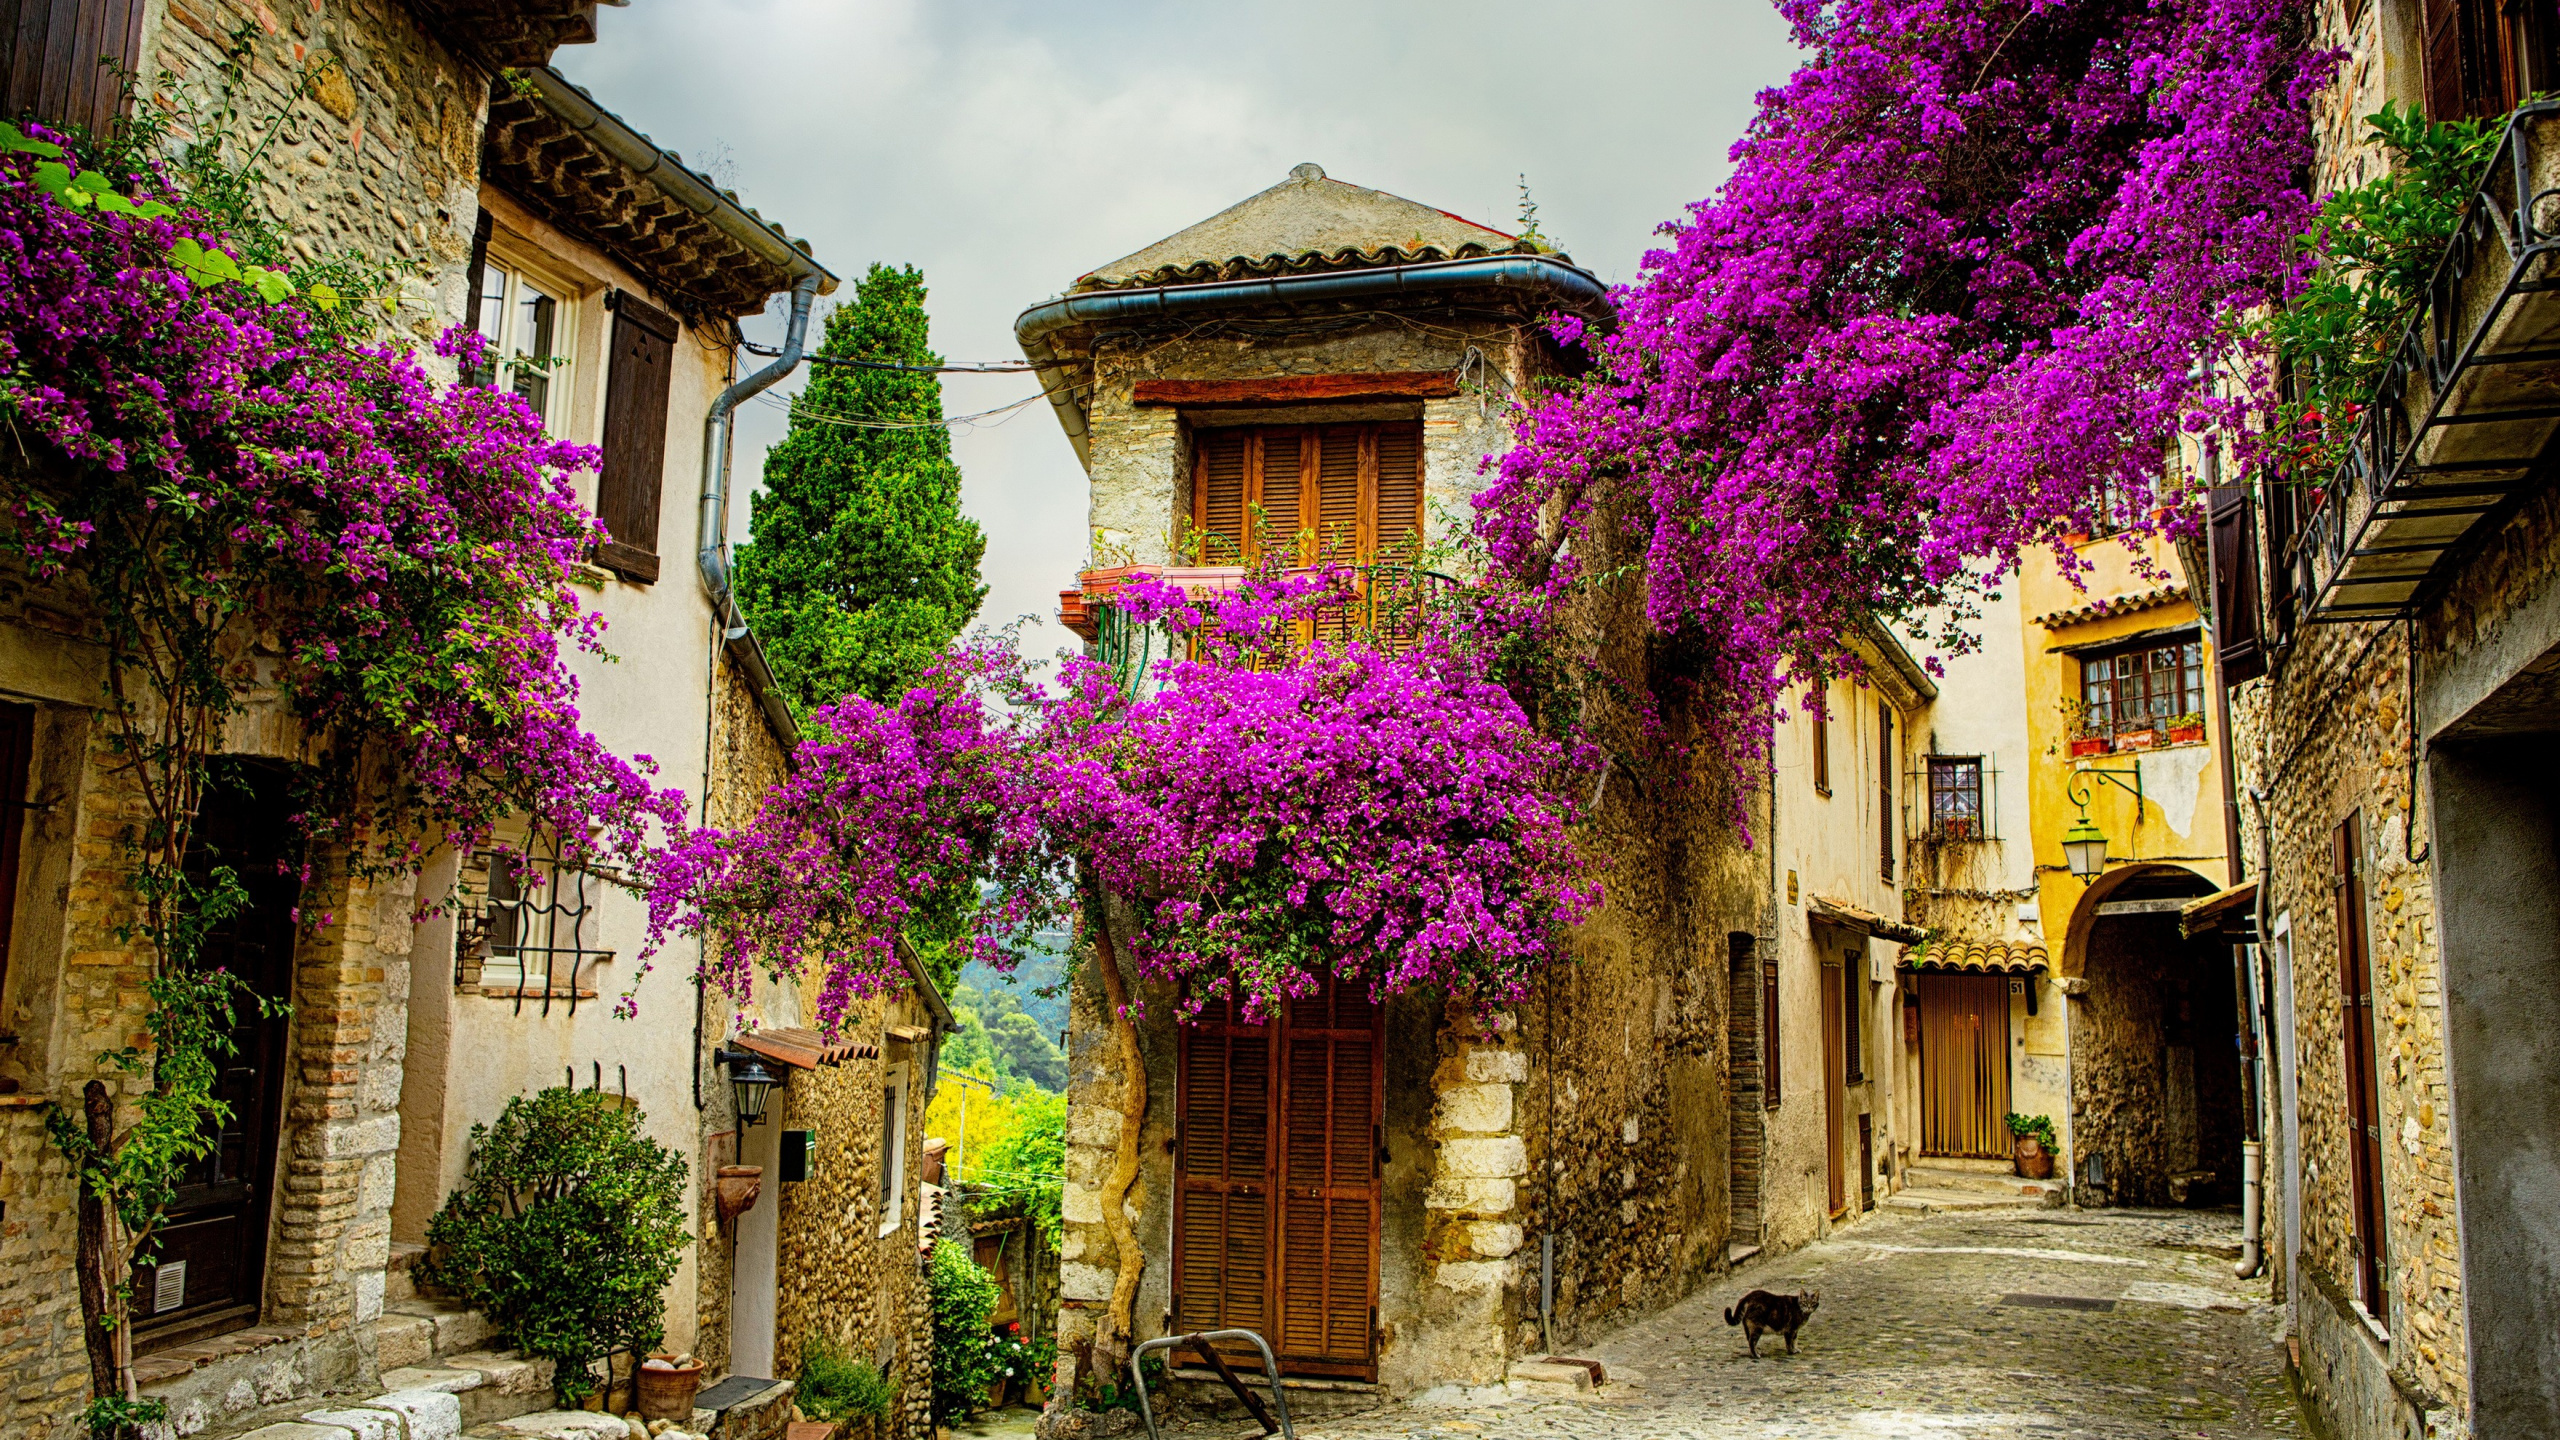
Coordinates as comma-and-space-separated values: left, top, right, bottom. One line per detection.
0, 141, 685, 896
655, 572, 1597, 1032
1479, 0, 2330, 776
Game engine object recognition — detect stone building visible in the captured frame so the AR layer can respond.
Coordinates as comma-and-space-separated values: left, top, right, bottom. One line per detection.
2208, 3, 2560, 1435
1020, 163, 1772, 1411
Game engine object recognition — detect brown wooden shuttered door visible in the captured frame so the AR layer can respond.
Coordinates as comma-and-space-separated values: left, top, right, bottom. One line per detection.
2334, 812, 2389, 1325
1190, 422, 1423, 570
1174, 973, 1382, 1378
2, 0, 145, 140
595, 291, 678, 582
1918, 973, 2011, 1158
2209, 477, 2266, 685
1173, 991, 1273, 1340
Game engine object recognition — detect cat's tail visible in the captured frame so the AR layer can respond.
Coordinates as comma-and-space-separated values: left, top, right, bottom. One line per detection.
1723, 1304, 1741, 1326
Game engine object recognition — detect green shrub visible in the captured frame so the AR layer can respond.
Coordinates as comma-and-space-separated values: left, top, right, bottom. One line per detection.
417, 1088, 690, 1404
2004, 1112, 2057, 1150
929, 1236, 1005, 1421
798, 1333, 895, 1423
975, 1087, 1065, 1247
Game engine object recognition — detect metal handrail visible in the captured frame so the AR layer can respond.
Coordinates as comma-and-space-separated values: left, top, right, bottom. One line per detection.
1128, 1329, 1295, 1439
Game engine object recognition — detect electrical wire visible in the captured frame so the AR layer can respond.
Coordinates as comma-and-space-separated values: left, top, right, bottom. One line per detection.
738, 338, 1064, 374
753, 389, 1050, 431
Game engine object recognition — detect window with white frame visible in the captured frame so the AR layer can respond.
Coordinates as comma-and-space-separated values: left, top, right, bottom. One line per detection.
467, 259, 573, 431
879, 1063, 909, 1235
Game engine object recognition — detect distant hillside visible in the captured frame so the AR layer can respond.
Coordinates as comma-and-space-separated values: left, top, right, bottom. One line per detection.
963, 926, 1068, 1042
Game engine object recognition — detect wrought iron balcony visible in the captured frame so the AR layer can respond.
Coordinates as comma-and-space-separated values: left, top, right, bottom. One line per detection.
1057, 562, 1461, 695
2289, 99, 2560, 623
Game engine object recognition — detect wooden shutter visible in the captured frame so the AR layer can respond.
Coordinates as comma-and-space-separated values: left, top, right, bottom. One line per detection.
1311, 426, 1364, 564
1, 0, 144, 140
1173, 992, 1273, 1340
1272, 974, 1381, 1375
2334, 812, 2389, 1325
1257, 430, 1305, 564
595, 291, 677, 582
0, 703, 31, 1006
1821, 961, 1846, 1214
1842, 947, 1864, 1083
2210, 479, 2268, 685
1763, 957, 1783, 1108
1192, 430, 1250, 563
1878, 705, 1896, 882
1812, 705, 1830, 794
1374, 424, 1423, 560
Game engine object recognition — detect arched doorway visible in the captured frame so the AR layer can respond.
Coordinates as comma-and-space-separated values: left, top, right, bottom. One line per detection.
2061, 864, 2241, 1207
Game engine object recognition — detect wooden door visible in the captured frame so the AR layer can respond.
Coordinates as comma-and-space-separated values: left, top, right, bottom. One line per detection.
1918, 973, 2012, 1159
134, 763, 300, 1348
1821, 960, 1846, 1215
1174, 974, 1382, 1379
2335, 813, 2389, 1323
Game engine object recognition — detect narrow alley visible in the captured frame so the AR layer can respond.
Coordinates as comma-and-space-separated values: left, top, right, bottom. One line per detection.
1179, 1209, 2297, 1440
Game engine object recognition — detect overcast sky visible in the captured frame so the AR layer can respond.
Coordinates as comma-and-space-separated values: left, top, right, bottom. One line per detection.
557, 1, 1803, 659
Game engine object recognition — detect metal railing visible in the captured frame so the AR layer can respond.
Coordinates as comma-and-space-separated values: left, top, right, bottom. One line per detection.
1081, 563, 1462, 697
2287, 99, 2560, 623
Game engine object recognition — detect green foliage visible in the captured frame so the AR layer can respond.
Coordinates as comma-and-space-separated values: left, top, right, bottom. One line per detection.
737, 262, 988, 716
928, 1235, 1005, 1422
796, 1333, 895, 1423
2270, 101, 2504, 465
1078, 1353, 1167, 1416
2004, 1112, 2058, 1150
417, 1089, 691, 1404
82, 1395, 168, 1440
944, 980, 1065, 1091
974, 1087, 1066, 1248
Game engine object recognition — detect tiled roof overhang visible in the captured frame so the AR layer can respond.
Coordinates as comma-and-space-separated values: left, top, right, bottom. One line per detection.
2033, 584, 2189, 630
1808, 894, 1928, 945
2180, 880, 2260, 940
734, 1026, 877, 1070
481, 67, 837, 321
1082, 239, 1550, 292
1899, 939, 2050, 974
407, 0, 611, 70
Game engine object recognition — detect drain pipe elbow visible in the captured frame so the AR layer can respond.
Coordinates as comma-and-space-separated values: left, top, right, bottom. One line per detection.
698, 271, 824, 621
2235, 1139, 2265, 1278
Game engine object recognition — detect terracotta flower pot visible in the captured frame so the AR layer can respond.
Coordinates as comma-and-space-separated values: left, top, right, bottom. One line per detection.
637, 1354, 707, 1422
2115, 729, 2154, 751
2169, 725, 2205, 745
2070, 735, 2109, 757
716, 1164, 764, 1223
2014, 1136, 2055, 1180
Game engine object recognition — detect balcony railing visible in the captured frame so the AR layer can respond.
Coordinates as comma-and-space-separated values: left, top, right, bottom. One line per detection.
1058, 562, 1462, 696
2289, 99, 2560, 623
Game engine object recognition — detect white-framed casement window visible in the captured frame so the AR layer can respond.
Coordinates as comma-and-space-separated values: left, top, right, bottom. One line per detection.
879, 1062, 909, 1235
467, 257, 575, 432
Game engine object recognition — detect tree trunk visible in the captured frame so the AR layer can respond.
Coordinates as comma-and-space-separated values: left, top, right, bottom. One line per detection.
75, 1079, 120, 1421
1079, 874, 1148, 1374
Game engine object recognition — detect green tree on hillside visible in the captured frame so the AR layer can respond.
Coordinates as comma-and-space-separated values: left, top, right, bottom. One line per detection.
736, 263, 988, 714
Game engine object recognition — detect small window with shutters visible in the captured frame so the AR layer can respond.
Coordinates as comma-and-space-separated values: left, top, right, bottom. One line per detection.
1, 0, 146, 140
1763, 957, 1783, 1109
1174, 973, 1382, 1379
1188, 423, 1424, 567
1843, 944, 1864, 1084
592, 291, 679, 583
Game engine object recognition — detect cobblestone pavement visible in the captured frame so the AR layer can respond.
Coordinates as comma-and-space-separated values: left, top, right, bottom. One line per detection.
1168, 1208, 2302, 1440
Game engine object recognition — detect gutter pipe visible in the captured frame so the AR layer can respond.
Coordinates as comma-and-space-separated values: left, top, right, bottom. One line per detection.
2202, 477, 2265, 1278
1013, 254, 1614, 468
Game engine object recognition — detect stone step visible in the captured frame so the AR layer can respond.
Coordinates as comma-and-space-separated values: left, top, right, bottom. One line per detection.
1881, 1182, 2064, 1215
1901, 1163, 2058, 1197
387, 1240, 426, 1304
375, 1296, 496, 1373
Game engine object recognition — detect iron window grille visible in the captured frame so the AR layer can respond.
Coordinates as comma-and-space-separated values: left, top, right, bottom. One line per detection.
454, 848, 609, 1016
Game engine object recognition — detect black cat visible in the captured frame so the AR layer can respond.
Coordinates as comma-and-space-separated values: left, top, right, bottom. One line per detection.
1723, 1288, 1820, 1358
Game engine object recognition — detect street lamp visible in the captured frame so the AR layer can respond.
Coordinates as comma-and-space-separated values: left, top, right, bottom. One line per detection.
2061, 762, 2143, 885
715, 1046, 786, 1133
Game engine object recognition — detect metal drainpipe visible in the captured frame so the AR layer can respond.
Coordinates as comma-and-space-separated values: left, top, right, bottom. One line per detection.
2203, 476, 2264, 1277
688, 272, 822, 1113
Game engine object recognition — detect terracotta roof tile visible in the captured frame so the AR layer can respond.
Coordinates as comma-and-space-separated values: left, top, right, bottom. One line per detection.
1899, 938, 2050, 974
2033, 583, 2189, 630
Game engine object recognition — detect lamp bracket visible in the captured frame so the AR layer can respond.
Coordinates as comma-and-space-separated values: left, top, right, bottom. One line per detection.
2066, 762, 2143, 814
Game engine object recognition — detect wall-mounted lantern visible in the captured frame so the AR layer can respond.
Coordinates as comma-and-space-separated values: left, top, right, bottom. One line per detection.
2061, 763, 2143, 884
715, 1046, 786, 1134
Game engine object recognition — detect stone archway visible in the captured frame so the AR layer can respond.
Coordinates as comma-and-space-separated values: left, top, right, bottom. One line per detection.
2060, 864, 2241, 1207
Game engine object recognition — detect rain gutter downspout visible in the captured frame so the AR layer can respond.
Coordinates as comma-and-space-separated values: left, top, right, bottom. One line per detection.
1013, 253, 1614, 470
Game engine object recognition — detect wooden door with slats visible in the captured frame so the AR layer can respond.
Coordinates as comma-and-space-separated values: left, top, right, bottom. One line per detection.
1174, 974, 1383, 1378
1918, 973, 2011, 1158
1821, 960, 1846, 1214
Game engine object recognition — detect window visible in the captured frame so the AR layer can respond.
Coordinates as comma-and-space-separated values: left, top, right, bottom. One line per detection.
1189, 423, 1423, 565
1812, 702, 1831, 796
1763, 957, 1783, 1109
466, 257, 569, 430
455, 849, 602, 1013
2424, 0, 2560, 122
1927, 757, 1985, 839
1843, 945, 1865, 1083
2333, 812, 2389, 1327
1878, 704, 1895, 882
880, 1063, 909, 1234
2078, 637, 2204, 739
593, 291, 679, 582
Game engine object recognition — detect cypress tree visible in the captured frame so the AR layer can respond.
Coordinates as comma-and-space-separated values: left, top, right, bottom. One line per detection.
736, 263, 988, 714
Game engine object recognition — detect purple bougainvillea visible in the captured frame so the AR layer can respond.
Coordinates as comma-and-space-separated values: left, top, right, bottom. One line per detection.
1479, 0, 2331, 778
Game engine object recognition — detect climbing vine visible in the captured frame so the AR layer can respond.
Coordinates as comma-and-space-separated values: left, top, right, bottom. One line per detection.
1, 54, 681, 1433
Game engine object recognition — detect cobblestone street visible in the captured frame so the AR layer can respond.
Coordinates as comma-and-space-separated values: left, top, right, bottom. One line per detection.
1175, 1209, 2301, 1440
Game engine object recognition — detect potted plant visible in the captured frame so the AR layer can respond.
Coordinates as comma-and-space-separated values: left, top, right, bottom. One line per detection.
417, 1086, 693, 1408
637, 1352, 708, 1423
2070, 732, 2111, 757
2167, 710, 2206, 745
794, 1333, 894, 1437
2114, 727, 2154, 751
2005, 1112, 2058, 1180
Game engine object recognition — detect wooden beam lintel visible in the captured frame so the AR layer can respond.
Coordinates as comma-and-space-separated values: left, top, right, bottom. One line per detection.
1133, 372, 1459, 408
